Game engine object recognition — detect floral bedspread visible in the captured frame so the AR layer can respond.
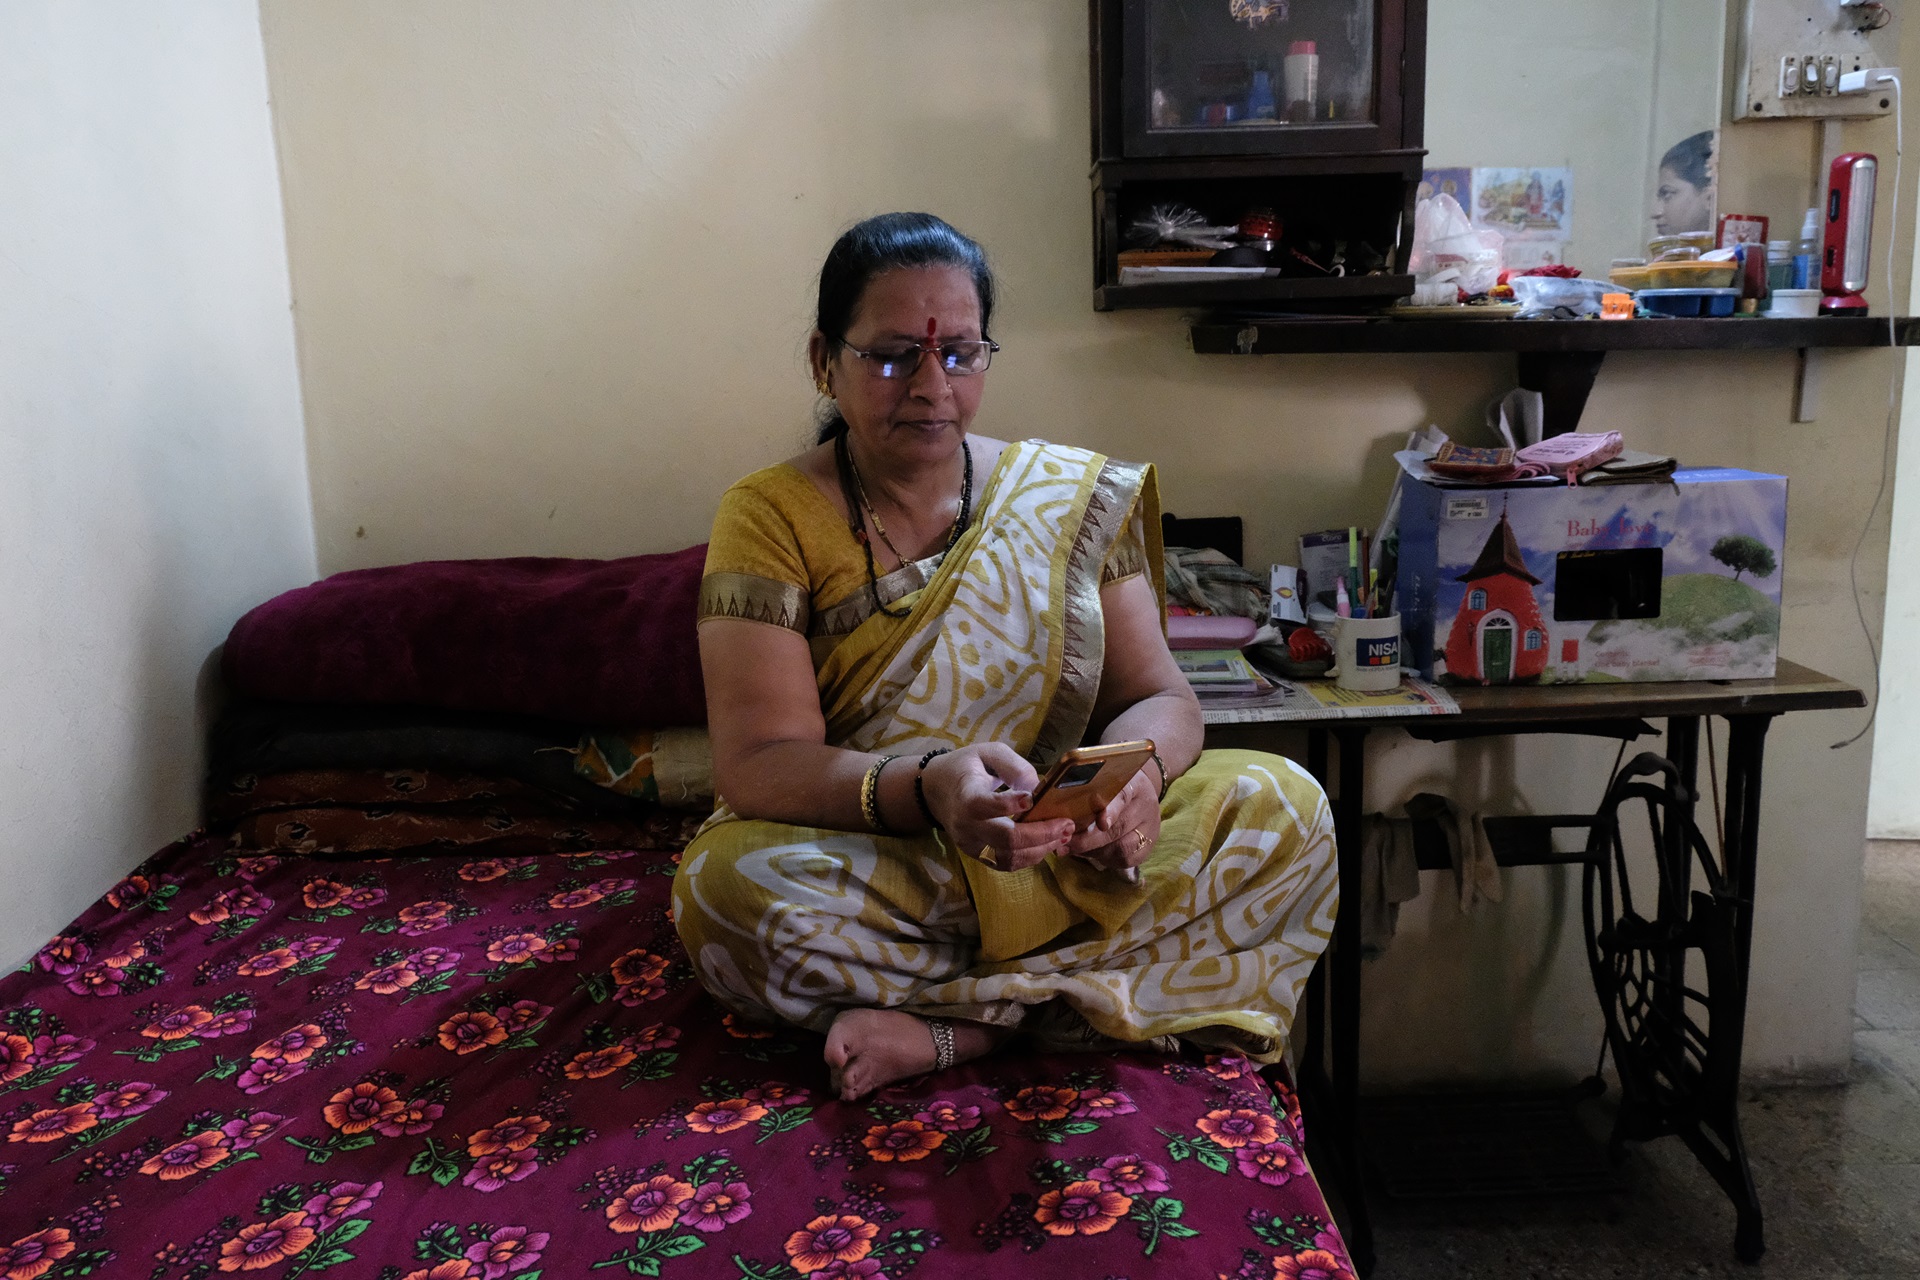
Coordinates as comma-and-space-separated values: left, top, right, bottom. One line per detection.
0, 834, 1354, 1280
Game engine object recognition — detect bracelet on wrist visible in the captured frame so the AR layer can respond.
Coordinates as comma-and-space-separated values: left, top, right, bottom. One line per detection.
1149, 752, 1169, 802
860, 755, 902, 835
913, 748, 951, 829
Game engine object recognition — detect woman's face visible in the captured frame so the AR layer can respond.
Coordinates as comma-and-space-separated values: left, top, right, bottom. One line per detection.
1652, 166, 1713, 237
812, 265, 986, 466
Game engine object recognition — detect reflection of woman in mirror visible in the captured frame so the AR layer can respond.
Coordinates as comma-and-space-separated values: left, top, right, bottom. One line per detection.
1652, 131, 1716, 236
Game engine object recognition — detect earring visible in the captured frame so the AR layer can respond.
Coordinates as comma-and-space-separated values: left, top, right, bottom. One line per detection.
814, 375, 833, 398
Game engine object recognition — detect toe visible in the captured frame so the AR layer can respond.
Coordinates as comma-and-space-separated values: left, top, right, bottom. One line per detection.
823, 1018, 853, 1069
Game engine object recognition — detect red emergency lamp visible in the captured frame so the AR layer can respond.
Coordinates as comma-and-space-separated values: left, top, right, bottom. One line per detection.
1820, 152, 1877, 314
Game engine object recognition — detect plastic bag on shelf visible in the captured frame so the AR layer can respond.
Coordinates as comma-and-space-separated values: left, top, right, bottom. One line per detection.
1409, 193, 1505, 297
1509, 275, 1614, 318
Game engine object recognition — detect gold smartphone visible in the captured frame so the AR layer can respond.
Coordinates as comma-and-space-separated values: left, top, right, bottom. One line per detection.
1020, 740, 1157, 827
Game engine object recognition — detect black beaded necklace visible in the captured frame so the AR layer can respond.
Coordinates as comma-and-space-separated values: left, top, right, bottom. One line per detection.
833, 432, 972, 619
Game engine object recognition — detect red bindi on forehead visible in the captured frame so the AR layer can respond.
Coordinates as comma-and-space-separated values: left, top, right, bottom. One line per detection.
926, 318, 937, 341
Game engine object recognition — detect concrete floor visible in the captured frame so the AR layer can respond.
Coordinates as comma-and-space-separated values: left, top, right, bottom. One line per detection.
1368, 840, 1920, 1278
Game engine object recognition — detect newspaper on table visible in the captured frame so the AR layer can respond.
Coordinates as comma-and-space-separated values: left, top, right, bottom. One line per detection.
1200, 675, 1459, 725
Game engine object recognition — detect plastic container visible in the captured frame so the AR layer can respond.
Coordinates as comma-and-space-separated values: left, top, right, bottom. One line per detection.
1648, 232, 1715, 262
1641, 258, 1739, 289
1608, 263, 1654, 291
1768, 288, 1821, 318
1637, 287, 1741, 317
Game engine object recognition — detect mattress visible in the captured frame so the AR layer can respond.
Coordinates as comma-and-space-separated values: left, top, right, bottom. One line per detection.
0, 832, 1355, 1279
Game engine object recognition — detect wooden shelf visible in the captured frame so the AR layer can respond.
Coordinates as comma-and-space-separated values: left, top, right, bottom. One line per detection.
1189, 315, 1920, 354
1187, 315, 1920, 433
1096, 272, 1414, 312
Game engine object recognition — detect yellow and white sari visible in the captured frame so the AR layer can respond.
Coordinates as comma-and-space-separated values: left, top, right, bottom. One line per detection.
672, 440, 1336, 1061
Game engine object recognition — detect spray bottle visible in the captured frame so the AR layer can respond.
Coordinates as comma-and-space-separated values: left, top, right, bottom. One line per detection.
1792, 207, 1820, 290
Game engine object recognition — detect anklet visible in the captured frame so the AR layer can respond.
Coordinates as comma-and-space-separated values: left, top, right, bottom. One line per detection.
927, 1017, 955, 1072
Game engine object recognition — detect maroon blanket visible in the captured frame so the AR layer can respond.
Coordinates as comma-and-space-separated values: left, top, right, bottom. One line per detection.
1, 837, 1354, 1280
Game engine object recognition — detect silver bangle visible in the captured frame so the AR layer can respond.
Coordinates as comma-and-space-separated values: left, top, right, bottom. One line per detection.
926, 1016, 955, 1072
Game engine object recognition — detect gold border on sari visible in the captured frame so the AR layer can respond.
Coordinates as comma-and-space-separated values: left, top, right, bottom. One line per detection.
1028, 458, 1157, 768
698, 572, 809, 632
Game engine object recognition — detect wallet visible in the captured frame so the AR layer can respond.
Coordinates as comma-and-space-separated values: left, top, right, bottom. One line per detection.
1515, 431, 1624, 484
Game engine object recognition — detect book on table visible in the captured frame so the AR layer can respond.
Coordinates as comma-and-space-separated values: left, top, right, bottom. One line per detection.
1175, 648, 1272, 697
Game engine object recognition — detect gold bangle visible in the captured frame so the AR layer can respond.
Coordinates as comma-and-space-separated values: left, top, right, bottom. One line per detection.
860, 755, 901, 835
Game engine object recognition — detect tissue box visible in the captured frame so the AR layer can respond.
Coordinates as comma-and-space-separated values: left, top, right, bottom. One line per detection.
1396, 466, 1787, 684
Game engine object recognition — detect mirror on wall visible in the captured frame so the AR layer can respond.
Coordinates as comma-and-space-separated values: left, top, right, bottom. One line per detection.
1423, 0, 1724, 271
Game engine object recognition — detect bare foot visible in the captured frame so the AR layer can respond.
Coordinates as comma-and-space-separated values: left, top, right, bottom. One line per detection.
824, 1008, 936, 1101
823, 1009, 1013, 1101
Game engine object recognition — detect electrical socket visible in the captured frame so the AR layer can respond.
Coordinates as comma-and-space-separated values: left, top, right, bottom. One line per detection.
1738, 0, 1897, 120
1838, 66, 1898, 94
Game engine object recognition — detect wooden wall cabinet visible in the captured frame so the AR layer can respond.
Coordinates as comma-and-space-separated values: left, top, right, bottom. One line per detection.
1089, 0, 1427, 311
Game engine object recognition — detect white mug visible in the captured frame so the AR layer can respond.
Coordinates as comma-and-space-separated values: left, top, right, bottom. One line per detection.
1330, 615, 1403, 692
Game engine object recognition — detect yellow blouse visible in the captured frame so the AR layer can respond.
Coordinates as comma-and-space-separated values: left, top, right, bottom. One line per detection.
699, 457, 1147, 670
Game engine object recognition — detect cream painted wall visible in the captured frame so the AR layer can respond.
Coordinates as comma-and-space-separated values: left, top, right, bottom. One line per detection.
1868, 217, 1920, 838
261, 0, 1907, 1082
0, 4, 316, 966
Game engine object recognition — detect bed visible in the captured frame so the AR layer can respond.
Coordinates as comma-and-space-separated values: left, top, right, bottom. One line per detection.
0, 550, 1355, 1280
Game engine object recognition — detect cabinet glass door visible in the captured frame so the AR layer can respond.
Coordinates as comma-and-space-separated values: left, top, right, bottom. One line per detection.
1132, 0, 1385, 154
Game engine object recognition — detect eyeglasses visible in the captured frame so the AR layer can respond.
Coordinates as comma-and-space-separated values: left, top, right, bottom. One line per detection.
840, 337, 999, 380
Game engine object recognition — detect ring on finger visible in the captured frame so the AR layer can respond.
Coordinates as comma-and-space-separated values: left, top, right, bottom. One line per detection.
976, 846, 999, 868
1131, 830, 1148, 856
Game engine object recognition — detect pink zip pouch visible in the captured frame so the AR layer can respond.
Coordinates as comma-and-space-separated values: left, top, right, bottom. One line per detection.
1516, 431, 1624, 484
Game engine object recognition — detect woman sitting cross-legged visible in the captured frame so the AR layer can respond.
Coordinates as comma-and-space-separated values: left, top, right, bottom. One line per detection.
672, 211, 1337, 1101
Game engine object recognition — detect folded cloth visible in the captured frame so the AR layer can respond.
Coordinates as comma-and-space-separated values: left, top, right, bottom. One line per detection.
1360, 814, 1423, 955
1163, 546, 1269, 619
1404, 792, 1502, 912
1579, 448, 1680, 486
206, 699, 647, 818
223, 545, 707, 725
1456, 807, 1504, 909
573, 726, 715, 808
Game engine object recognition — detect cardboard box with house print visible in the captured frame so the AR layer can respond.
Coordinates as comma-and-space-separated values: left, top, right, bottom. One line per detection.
1396, 465, 1787, 684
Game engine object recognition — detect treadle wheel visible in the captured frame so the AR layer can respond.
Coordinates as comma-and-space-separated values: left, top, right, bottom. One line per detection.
1582, 752, 1765, 1264
1583, 761, 1726, 1125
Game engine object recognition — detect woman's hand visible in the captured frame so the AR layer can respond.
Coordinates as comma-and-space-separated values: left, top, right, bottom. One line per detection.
1064, 769, 1162, 871
922, 744, 1075, 873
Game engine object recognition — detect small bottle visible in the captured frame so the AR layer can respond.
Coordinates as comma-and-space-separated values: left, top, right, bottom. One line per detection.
1283, 41, 1318, 123
1793, 208, 1820, 290
1246, 69, 1276, 120
1736, 243, 1768, 314
1767, 239, 1793, 293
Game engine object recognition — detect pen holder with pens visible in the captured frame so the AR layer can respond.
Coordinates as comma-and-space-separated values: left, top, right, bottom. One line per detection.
1328, 614, 1403, 692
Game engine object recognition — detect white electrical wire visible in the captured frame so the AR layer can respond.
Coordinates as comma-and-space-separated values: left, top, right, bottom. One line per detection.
1835, 72, 1902, 750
